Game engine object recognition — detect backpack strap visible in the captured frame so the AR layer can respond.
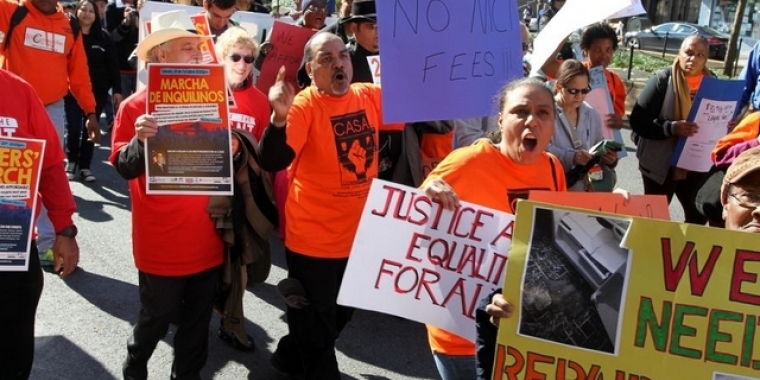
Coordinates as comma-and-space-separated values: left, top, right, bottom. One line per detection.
4, 4, 80, 52
5, 3, 28, 50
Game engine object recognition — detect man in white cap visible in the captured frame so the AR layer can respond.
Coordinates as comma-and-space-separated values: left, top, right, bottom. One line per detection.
108, 10, 221, 380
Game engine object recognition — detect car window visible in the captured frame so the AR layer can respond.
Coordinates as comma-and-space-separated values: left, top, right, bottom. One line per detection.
653, 23, 675, 33
673, 25, 696, 34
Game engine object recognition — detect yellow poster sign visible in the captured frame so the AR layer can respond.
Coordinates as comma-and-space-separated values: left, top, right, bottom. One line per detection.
495, 201, 760, 380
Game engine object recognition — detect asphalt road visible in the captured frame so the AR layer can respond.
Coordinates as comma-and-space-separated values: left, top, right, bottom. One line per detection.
29, 128, 685, 380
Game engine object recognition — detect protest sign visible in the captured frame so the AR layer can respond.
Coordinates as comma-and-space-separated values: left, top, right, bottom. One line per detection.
494, 200, 760, 379
529, 190, 670, 220
0, 137, 44, 271
189, 14, 219, 64
338, 180, 515, 341
671, 77, 743, 172
608, 0, 647, 19
145, 64, 233, 195
376, 0, 523, 123
367, 55, 381, 84
586, 65, 627, 158
530, 0, 631, 77
255, 21, 315, 94
137, 2, 338, 90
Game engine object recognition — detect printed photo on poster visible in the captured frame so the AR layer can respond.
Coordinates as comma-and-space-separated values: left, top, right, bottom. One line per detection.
519, 207, 631, 354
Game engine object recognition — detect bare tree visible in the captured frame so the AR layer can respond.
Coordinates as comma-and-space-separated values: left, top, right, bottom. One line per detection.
723, 0, 747, 77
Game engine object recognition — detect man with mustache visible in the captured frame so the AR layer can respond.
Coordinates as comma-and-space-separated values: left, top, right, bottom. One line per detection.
109, 10, 225, 380
259, 31, 385, 380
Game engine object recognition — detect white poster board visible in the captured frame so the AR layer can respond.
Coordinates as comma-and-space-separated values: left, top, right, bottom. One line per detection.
337, 180, 516, 342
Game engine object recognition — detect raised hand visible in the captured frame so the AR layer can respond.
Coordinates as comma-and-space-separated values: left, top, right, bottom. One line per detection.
268, 66, 295, 127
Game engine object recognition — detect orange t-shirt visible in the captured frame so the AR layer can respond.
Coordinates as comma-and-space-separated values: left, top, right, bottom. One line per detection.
284, 83, 383, 258
422, 139, 567, 355
583, 62, 626, 116
686, 74, 704, 101
420, 131, 454, 177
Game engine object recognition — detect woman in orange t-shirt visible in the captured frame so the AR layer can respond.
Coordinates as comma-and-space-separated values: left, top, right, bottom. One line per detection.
421, 77, 567, 380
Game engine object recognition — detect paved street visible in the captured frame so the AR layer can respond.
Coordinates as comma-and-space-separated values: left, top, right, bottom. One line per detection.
29, 123, 685, 379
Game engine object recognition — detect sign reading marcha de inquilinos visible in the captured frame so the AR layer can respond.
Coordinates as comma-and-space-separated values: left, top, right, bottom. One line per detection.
0, 136, 44, 271
338, 180, 516, 341
145, 64, 233, 195
495, 201, 760, 380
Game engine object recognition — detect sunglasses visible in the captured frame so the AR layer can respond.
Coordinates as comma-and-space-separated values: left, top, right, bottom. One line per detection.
229, 53, 255, 64
564, 87, 591, 95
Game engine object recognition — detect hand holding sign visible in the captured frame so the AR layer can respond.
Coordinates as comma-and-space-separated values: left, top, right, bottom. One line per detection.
268, 66, 295, 127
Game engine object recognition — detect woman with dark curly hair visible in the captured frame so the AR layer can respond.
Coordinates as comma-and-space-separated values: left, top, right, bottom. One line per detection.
580, 22, 627, 131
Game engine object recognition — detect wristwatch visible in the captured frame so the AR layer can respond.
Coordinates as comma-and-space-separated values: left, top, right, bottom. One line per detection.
56, 225, 78, 238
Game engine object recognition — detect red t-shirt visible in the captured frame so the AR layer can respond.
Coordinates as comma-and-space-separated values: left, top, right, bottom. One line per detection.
229, 84, 271, 141
0, 70, 75, 231
109, 88, 224, 276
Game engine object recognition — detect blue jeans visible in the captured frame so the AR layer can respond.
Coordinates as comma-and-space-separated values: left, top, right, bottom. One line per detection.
433, 352, 476, 380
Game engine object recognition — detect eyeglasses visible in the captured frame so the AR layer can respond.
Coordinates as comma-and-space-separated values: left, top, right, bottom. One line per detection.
522, 42, 530, 52
305, 5, 326, 13
229, 53, 255, 64
730, 191, 760, 209
564, 87, 591, 95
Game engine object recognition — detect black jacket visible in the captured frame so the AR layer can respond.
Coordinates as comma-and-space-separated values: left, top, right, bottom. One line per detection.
82, 28, 122, 98
106, 2, 139, 72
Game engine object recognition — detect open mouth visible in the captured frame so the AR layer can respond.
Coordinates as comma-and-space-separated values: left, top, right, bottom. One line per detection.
522, 136, 538, 152
333, 72, 346, 81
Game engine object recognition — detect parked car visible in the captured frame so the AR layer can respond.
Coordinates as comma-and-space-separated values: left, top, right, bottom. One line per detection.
624, 22, 729, 60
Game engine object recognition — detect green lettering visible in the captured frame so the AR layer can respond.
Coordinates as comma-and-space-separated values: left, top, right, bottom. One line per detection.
670, 304, 707, 358
634, 297, 671, 351
742, 315, 756, 367
706, 310, 740, 364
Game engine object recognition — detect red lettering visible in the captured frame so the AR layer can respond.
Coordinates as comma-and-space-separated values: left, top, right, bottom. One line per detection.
394, 266, 419, 293
491, 221, 515, 246
441, 278, 469, 318
409, 195, 432, 225
525, 351, 554, 380
375, 259, 401, 289
468, 209, 493, 242
661, 238, 721, 296
405, 232, 430, 263
730, 250, 760, 306
414, 268, 441, 305
371, 185, 404, 217
501, 345, 524, 380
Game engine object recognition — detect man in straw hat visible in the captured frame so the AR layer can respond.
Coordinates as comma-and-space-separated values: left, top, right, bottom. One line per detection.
108, 10, 221, 380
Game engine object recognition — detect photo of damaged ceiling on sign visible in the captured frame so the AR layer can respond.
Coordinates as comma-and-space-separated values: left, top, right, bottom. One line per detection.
518, 207, 631, 354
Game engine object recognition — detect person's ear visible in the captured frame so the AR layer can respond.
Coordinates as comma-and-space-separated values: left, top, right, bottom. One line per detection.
306, 61, 313, 78
722, 204, 728, 221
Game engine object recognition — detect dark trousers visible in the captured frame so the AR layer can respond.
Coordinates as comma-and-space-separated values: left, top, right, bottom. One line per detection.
274, 249, 354, 380
64, 92, 106, 170
123, 266, 221, 380
642, 169, 708, 224
0, 243, 43, 380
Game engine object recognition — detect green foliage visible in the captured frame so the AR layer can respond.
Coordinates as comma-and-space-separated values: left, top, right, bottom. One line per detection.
610, 49, 672, 73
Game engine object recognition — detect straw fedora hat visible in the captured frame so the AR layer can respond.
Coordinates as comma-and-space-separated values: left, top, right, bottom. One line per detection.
136, 10, 212, 61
